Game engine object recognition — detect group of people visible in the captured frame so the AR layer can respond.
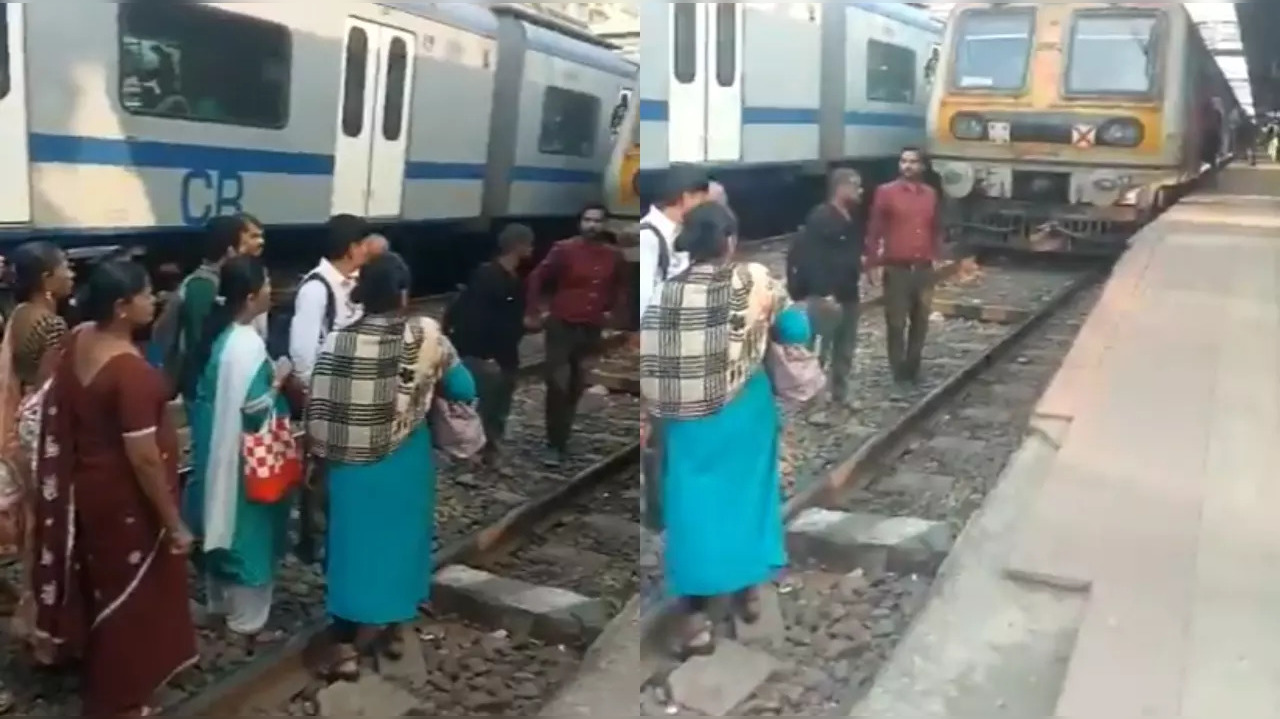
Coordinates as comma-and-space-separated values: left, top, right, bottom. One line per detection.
0, 204, 627, 715
637, 147, 945, 656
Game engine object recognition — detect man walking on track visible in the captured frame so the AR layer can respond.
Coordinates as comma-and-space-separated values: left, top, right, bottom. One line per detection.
865, 147, 945, 387
788, 168, 866, 404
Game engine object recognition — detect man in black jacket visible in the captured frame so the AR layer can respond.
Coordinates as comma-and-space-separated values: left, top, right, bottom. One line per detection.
788, 168, 866, 404
444, 223, 536, 463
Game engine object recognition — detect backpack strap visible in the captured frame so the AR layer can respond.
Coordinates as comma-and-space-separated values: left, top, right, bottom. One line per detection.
301, 271, 338, 339
640, 222, 670, 281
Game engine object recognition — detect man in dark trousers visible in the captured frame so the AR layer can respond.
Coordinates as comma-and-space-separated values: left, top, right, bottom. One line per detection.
526, 203, 626, 467
443, 224, 536, 464
787, 168, 866, 404
865, 147, 945, 387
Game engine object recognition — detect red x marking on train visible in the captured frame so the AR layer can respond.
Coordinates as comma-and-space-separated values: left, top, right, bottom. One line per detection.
1072, 125, 1096, 149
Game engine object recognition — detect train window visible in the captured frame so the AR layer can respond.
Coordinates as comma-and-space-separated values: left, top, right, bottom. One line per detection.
673, 3, 697, 84
341, 27, 369, 138
715, 3, 736, 88
866, 40, 916, 105
538, 86, 601, 158
382, 36, 408, 142
118, 4, 291, 129
1066, 13, 1160, 96
950, 9, 1035, 92
0, 8, 9, 101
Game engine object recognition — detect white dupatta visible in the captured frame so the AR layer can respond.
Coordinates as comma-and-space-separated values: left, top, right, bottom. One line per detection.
203, 324, 268, 552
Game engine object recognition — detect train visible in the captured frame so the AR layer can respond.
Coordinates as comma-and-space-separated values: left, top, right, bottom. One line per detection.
927, 2, 1244, 251
637, 2, 944, 236
0, 2, 637, 286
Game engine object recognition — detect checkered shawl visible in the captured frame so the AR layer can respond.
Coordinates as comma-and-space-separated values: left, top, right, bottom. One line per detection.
306, 314, 454, 464
640, 261, 788, 419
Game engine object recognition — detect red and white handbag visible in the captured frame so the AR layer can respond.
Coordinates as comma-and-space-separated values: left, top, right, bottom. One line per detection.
242, 409, 303, 504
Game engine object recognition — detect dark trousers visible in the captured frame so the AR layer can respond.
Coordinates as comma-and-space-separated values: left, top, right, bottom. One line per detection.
883, 263, 934, 382
807, 297, 860, 400
544, 317, 602, 452
296, 459, 328, 565
463, 357, 518, 448
642, 418, 663, 531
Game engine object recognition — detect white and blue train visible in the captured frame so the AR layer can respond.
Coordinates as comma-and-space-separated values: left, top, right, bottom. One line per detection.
0, 1, 636, 265
637, 2, 942, 233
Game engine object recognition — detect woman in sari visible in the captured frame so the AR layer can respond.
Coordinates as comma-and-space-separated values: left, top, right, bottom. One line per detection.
30, 260, 197, 716
0, 242, 74, 710
639, 202, 812, 657
306, 252, 476, 679
182, 256, 293, 647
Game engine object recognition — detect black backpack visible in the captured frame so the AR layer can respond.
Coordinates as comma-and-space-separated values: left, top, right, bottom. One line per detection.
266, 271, 338, 359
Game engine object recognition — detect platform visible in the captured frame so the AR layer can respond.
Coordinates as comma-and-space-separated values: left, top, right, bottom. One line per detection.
851, 167, 1280, 718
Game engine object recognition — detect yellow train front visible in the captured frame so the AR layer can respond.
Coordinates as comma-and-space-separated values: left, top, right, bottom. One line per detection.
928, 3, 1241, 252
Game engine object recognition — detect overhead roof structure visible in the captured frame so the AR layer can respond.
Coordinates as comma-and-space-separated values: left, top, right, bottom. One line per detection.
1238, 0, 1280, 116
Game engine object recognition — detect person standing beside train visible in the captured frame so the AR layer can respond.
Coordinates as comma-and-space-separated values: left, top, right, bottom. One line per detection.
864, 147, 945, 388
637, 166, 711, 322
443, 224, 537, 464
286, 214, 375, 565
525, 204, 626, 467
152, 213, 265, 398
787, 168, 866, 405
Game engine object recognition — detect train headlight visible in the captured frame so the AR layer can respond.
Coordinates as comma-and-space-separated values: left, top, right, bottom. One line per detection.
1099, 119, 1144, 148
936, 162, 976, 199
950, 113, 986, 141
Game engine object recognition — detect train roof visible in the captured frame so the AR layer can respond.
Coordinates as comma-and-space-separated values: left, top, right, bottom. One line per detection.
848, 2, 945, 35
383, 2, 637, 78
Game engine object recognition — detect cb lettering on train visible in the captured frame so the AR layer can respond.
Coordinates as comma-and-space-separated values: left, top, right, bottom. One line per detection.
180, 169, 246, 226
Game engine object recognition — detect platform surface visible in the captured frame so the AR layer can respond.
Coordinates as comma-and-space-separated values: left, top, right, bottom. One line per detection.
1003, 178, 1280, 718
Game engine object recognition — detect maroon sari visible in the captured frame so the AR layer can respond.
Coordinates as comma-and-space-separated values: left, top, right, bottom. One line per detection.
30, 334, 197, 716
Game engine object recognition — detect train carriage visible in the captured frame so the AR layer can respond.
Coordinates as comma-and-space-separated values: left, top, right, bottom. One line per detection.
637, 2, 942, 234
928, 2, 1241, 251
0, 2, 637, 271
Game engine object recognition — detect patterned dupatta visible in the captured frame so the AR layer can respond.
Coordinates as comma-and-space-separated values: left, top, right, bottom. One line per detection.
640, 261, 788, 419
307, 314, 452, 465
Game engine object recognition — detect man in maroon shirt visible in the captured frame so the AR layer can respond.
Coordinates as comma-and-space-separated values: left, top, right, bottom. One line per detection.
865, 147, 945, 386
526, 203, 625, 466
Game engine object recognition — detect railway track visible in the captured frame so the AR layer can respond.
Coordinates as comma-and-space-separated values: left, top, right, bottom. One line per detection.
636, 255, 1109, 716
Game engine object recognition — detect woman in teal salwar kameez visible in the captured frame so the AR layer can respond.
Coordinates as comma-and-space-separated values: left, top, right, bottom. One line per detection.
183, 256, 294, 644
640, 202, 814, 657
306, 252, 475, 680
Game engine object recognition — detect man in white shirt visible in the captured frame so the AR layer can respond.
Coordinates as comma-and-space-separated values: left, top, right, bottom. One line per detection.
288, 214, 375, 385
289, 214, 376, 565
637, 166, 711, 322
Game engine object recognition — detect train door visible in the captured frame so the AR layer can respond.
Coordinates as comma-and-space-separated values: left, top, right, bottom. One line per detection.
704, 3, 742, 162
667, 3, 742, 164
331, 18, 415, 219
0, 4, 31, 225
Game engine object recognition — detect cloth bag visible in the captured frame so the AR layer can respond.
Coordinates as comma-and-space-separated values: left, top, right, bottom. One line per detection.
430, 398, 486, 459
765, 341, 826, 407
242, 409, 303, 504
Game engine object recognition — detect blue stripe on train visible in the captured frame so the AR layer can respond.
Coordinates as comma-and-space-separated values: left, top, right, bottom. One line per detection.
27, 133, 601, 184
636, 101, 925, 129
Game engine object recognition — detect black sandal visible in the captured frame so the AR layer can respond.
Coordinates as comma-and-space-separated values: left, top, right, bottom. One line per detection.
325, 644, 361, 683
381, 627, 406, 661
677, 614, 716, 659
733, 588, 763, 625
